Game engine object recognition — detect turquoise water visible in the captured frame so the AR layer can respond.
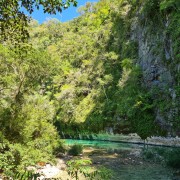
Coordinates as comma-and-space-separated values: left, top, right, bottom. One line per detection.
65, 139, 144, 151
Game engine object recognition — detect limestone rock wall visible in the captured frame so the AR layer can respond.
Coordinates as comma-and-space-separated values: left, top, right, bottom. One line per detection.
130, 10, 179, 134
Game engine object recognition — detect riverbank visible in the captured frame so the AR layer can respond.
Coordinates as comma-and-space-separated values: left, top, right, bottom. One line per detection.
54, 146, 178, 180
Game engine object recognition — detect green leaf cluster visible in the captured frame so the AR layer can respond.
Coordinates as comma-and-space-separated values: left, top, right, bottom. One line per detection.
0, 0, 77, 43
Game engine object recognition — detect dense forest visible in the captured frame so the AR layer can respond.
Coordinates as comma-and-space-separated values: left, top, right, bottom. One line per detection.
0, 0, 179, 177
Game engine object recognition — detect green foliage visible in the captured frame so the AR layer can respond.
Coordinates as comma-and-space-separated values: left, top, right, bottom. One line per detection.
116, 65, 158, 139
142, 0, 161, 16
67, 159, 112, 180
121, 58, 133, 70
142, 149, 155, 160
0, 36, 61, 177
0, 0, 179, 176
67, 159, 92, 180
0, 140, 60, 177
13, 171, 40, 180
74, 93, 95, 123
53, 140, 67, 155
160, 0, 180, 12
0, 0, 77, 43
165, 149, 180, 168
68, 144, 83, 156
142, 147, 180, 168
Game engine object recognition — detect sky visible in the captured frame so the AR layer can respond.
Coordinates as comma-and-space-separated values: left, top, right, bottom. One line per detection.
24, 0, 99, 24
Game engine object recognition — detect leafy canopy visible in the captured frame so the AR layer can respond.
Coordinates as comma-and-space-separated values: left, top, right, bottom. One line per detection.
0, 0, 77, 42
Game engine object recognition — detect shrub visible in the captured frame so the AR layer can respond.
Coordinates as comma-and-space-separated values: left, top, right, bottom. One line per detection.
0, 141, 57, 178
53, 140, 67, 155
68, 144, 83, 156
142, 149, 155, 160
67, 159, 112, 180
154, 147, 166, 156
165, 149, 180, 168
142, 147, 180, 168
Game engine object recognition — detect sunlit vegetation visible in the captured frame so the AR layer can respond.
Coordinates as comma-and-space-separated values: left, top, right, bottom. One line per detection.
0, 0, 179, 177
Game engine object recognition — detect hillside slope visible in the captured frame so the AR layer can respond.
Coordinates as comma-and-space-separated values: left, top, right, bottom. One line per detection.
30, 0, 180, 138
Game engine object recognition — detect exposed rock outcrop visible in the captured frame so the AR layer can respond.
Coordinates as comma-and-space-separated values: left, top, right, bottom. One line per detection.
129, 4, 179, 135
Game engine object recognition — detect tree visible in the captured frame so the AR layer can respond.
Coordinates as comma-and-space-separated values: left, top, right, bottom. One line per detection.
0, 0, 77, 43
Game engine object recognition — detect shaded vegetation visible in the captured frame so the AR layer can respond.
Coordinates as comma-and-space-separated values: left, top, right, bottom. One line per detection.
142, 147, 180, 169
0, 0, 179, 177
68, 144, 83, 156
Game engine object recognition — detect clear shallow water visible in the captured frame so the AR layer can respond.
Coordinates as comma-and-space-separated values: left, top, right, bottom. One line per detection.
65, 139, 171, 151
65, 139, 143, 151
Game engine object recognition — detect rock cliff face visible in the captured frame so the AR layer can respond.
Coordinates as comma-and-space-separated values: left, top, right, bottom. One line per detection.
132, 23, 174, 88
129, 4, 179, 135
